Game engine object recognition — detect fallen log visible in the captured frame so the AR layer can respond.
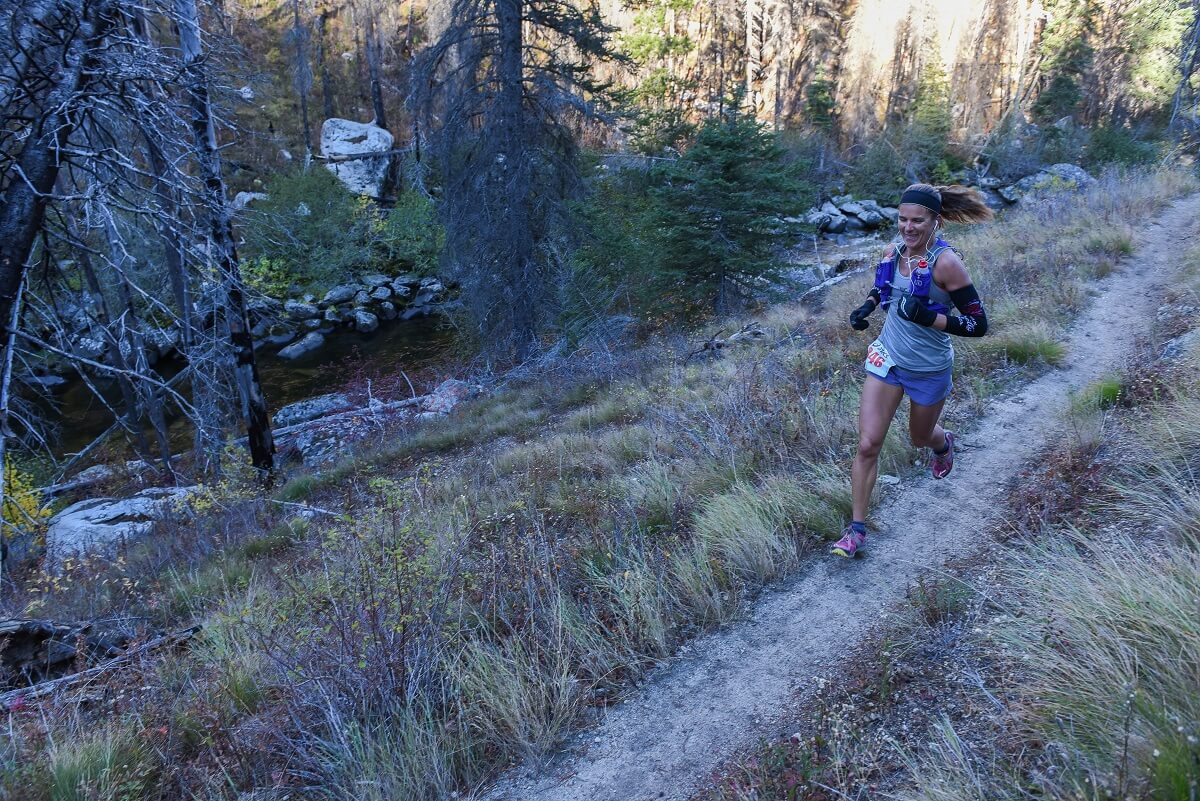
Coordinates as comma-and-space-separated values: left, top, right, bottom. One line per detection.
0, 623, 201, 706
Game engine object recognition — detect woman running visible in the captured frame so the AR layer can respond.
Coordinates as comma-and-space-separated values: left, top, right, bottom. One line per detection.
831, 183, 993, 558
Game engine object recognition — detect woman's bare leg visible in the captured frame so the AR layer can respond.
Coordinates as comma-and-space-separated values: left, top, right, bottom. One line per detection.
908, 397, 947, 451
853, 376, 905, 522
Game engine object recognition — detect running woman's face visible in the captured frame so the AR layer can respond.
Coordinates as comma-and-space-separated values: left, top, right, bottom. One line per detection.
897, 203, 938, 250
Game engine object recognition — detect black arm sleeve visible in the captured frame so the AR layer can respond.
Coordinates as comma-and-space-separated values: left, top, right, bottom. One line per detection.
944, 284, 988, 337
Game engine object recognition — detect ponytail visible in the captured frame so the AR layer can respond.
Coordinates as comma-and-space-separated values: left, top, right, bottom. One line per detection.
902, 183, 994, 224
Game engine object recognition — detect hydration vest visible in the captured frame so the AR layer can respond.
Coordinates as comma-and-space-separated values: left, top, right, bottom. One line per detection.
874, 238, 953, 315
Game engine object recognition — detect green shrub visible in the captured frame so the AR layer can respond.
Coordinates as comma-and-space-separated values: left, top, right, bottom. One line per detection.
370, 189, 444, 274
241, 167, 367, 290
847, 137, 906, 199
1084, 126, 1158, 168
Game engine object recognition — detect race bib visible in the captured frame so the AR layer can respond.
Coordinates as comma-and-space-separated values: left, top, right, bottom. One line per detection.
864, 338, 895, 378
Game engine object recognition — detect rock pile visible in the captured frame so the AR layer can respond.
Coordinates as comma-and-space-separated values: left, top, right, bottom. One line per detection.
797, 196, 899, 236
257, 273, 450, 360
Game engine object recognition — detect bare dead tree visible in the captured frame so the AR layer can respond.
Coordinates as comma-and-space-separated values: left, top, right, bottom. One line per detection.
289, 0, 315, 160
175, 0, 275, 474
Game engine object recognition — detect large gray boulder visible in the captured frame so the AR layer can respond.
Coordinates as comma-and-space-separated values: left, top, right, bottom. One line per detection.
285, 300, 320, 319
278, 332, 325, 360
1005, 163, 1097, 203
47, 486, 197, 563
321, 118, 394, 199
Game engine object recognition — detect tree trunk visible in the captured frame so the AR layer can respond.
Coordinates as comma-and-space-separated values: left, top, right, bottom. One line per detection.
495, 0, 536, 354
364, 5, 388, 129
175, 0, 275, 474
317, 9, 335, 121
291, 0, 314, 160
0, 0, 108, 350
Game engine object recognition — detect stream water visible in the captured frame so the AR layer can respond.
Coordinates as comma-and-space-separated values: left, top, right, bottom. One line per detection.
51, 315, 453, 456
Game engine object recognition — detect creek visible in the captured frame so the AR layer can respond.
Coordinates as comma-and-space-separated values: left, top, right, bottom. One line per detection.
50, 315, 453, 457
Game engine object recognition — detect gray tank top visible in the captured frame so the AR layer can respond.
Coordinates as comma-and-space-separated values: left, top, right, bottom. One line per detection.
878, 251, 954, 373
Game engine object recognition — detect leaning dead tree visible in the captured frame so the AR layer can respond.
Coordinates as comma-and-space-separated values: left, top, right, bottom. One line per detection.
0, 0, 276, 497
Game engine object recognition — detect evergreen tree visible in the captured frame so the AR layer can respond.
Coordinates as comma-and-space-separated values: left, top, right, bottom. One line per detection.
644, 103, 811, 315
902, 58, 953, 182
804, 67, 836, 133
1032, 0, 1098, 123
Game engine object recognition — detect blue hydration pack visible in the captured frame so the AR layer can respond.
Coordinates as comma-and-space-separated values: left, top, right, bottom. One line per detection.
874, 238, 953, 315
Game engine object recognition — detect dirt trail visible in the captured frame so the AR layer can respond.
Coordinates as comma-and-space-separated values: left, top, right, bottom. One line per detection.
480, 194, 1200, 801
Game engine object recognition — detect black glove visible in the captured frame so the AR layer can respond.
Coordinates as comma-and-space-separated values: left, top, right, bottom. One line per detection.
849, 300, 875, 331
897, 292, 938, 327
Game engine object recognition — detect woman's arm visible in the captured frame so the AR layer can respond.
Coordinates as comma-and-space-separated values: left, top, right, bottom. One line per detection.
927, 251, 988, 336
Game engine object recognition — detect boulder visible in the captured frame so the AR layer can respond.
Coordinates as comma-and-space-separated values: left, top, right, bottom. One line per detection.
278, 332, 325, 359
823, 214, 848, 234
392, 284, 412, 298
420, 379, 481, 415
418, 278, 444, 292
838, 201, 867, 217
820, 201, 842, 217
324, 307, 347, 324
285, 300, 320, 319
266, 328, 298, 346
353, 290, 372, 306
401, 305, 432, 320
274, 392, 353, 428
831, 194, 855, 206
804, 211, 832, 230
321, 118, 394, 199
322, 284, 359, 305
412, 289, 437, 306
1043, 162, 1097, 188
369, 286, 392, 301
393, 273, 421, 289
980, 189, 1008, 211
232, 191, 268, 211
378, 301, 398, 320
46, 486, 197, 562
302, 319, 323, 331
879, 207, 900, 224
843, 215, 866, 231
855, 209, 885, 228
362, 274, 391, 288
1006, 163, 1097, 203
353, 309, 379, 333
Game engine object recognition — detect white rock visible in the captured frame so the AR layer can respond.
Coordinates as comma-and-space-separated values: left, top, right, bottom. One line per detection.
420, 379, 481, 415
285, 300, 320, 319
370, 286, 392, 300
320, 118, 394, 199
47, 486, 198, 562
232, 191, 269, 211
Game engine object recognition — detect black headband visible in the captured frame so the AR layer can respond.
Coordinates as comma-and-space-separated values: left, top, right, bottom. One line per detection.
900, 188, 941, 214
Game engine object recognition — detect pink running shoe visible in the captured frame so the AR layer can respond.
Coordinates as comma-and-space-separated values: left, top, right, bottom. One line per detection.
830, 525, 866, 558
931, 431, 955, 479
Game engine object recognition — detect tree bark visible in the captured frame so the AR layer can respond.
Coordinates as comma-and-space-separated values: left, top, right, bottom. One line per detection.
364, 4, 388, 129
175, 0, 275, 474
317, 8, 336, 121
291, 0, 314, 160
0, 0, 109, 350
495, 0, 536, 354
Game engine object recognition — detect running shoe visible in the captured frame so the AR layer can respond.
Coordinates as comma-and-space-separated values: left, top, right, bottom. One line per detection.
931, 431, 955, 479
830, 525, 866, 558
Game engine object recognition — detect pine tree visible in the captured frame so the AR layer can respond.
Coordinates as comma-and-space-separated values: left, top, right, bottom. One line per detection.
645, 103, 811, 315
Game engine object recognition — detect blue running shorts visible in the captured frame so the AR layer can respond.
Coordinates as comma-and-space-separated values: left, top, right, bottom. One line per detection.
868, 363, 954, 407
